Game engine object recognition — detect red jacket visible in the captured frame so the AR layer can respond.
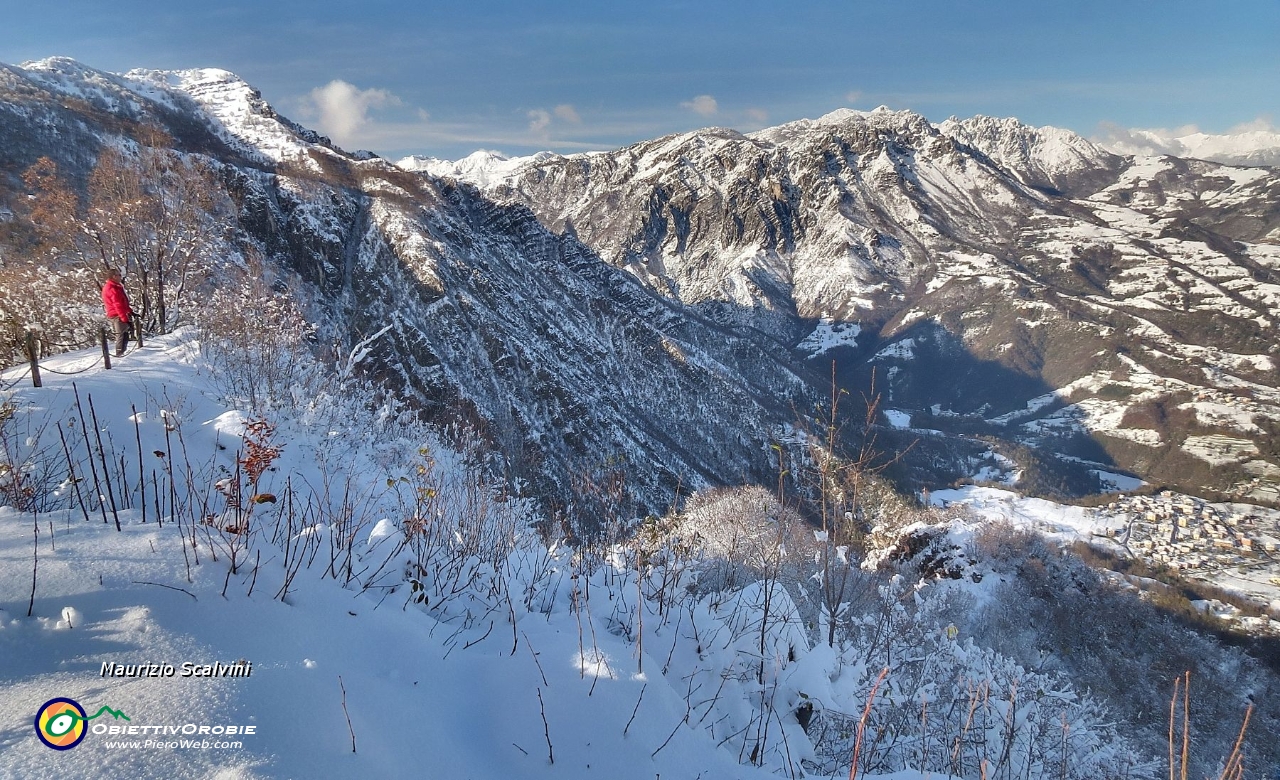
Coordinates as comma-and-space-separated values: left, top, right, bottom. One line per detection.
102, 278, 133, 322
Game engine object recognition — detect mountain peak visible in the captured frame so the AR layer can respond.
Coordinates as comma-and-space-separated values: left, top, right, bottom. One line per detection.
125, 66, 247, 91
7, 57, 332, 164
749, 106, 937, 149
20, 55, 103, 75
397, 149, 562, 188
939, 114, 1123, 195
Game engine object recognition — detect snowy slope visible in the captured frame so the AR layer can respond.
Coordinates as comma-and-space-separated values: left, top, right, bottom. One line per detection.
0, 339, 780, 779
0, 505, 777, 779
10, 330, 1280, 778
5, 338, 991, 779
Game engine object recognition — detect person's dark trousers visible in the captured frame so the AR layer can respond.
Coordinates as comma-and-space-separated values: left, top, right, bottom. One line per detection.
110, 317, 130, 356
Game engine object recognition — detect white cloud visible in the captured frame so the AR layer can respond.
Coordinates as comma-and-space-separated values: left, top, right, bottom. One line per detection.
1091, 121, 1183, 157
745, 107, 769, 124
527, 109, 552, 134
1226, 116, 1278, 134
554, 104, 582, 124
307, 80, 402, 147
681, 94, 718, 117
527, 105, 583, 140
844, 90, 862, 104
295, 88, 616, 158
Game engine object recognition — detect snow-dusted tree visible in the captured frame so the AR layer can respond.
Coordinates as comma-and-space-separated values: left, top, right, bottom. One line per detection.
196, 254, 315, 410
0, 158, 100, 364
21, 129, 233, 335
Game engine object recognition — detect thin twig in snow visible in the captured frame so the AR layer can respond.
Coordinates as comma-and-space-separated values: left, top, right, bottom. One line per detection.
537, 687, 554, 765
624, 684, 647, 737
339, 675, 357, 753
131, 580, 197, 600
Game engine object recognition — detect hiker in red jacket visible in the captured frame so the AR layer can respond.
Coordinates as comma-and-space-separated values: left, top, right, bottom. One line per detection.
102, 268, 134, 357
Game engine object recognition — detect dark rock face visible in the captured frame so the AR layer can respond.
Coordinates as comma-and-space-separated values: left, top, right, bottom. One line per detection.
3, 60, 1278, 508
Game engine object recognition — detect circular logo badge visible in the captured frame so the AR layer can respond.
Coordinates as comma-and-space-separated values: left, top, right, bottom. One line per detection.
34, 698, 88, 750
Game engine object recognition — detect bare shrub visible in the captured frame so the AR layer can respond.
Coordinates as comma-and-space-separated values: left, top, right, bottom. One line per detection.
20, 142, 233, 336
195, 258, 316, 411
678, 485, 809, 597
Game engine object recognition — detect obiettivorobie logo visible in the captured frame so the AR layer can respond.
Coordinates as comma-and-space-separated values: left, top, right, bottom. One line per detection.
34, 697, 130, 750
34, 695, 257, 751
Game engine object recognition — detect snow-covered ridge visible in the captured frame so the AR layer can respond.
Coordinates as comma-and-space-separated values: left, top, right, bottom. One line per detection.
18, 56, 151, 117
396, 149, 560, 189
1098, 124, 1280, 167
16, 57, 326, 164
125, 66, 322, 163
940, 114, 1122, 193
403, 105, 1114, 196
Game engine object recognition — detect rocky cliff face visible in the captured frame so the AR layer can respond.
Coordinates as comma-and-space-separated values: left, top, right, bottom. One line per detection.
3, 59, 1278, 508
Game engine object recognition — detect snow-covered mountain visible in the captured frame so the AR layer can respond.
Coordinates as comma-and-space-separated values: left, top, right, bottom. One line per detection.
1098, 122, 1280, 167
474, 103, 1280, 504
8, 57, 335, 164
3, 57, 1279, 510
396, 149, 554, 189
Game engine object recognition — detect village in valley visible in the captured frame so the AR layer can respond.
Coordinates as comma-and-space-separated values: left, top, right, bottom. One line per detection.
1100, 492, 1280, 569
1090, 492, 1280, 630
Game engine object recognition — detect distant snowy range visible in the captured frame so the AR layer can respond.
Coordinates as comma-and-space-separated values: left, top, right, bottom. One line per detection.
404, 117, 1280, 181
2, 57, 1280, 778
1094, 119, 1280, 168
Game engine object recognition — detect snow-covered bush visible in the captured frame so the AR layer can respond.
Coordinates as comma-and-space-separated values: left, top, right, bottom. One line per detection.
609, 486, 1150, 779
799, 575, 1149, 779
960, 525, 1280, 779
196, 262, 316, 411
0, 397, 63, 513
0, 261, 102, 369
676, 485, 810, 599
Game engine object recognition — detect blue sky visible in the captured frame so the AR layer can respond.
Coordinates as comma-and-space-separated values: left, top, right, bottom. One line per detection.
3, 1, 1277, 160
